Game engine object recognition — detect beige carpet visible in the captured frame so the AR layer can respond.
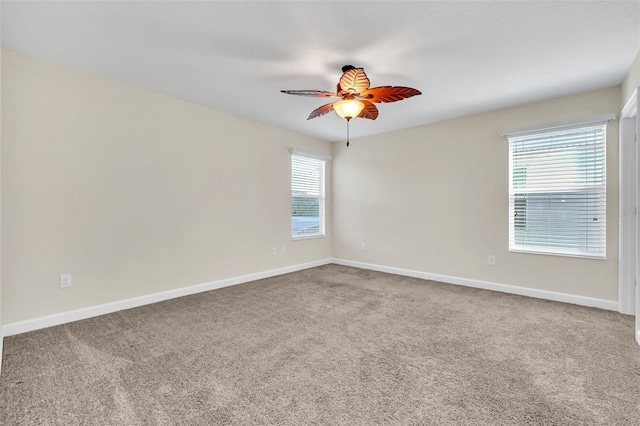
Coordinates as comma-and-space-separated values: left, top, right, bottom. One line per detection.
1, 264, 639, 425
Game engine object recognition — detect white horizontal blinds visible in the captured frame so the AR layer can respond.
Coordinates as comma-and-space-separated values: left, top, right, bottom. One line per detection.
291, 154, 325, 238
509, 124, 606, 258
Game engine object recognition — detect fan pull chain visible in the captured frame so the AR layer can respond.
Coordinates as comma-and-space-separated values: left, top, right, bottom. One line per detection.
346, 119, 350, 147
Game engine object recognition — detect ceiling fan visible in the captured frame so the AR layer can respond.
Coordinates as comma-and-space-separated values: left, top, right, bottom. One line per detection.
281, 65, 421, 146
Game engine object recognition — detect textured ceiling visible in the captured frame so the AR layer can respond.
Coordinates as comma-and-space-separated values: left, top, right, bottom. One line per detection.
2, 1, 639, 142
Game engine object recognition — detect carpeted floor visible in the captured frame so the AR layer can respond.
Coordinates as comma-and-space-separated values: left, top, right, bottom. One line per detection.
1, 264, 639, 425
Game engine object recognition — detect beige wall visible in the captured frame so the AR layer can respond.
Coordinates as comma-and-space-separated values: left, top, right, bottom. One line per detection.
622, 50, 640, 107
0, 48, 629, 327
1, 50, 332, 325
332, 87, 620, 301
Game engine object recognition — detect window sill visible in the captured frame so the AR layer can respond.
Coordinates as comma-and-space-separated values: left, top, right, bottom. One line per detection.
509, 247, 606, 260
292, 235, 326, 241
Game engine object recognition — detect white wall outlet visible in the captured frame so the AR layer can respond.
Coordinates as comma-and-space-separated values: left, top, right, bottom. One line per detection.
272, 247, 277, 255
281, 245, 286, 254
361, 242, 366, 250
60, 273, 72, 288
488, 255, 496, 266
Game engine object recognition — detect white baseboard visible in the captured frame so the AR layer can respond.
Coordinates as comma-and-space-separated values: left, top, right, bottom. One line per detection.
1, 257, 622, 338
637, 330, 640, 347
332, 258, 619, 312
2, 259, 332, 337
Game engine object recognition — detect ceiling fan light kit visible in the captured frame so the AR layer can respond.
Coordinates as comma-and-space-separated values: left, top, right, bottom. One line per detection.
282, 65, 421, 146
333, 99, 365, 120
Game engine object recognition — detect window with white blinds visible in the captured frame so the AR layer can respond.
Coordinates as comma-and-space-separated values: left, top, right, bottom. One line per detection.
291, 153, 326, 239
508, 124, 607, 259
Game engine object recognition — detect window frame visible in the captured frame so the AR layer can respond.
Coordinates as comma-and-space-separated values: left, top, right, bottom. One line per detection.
506, 121, 609, 260
290, 149, 330, 240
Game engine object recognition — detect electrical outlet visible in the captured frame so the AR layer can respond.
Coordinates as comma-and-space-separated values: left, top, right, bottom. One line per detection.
281, 245, 286, 254
488, 255, 496, 266
60, 273, 72, 288
272, 247, 277, 255
361, 242, 366, 250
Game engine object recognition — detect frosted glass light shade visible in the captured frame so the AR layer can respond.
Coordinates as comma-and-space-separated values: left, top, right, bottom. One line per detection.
333, 100, 364, 119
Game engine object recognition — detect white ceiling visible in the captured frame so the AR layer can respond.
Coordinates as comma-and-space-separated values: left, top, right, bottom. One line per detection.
2, 1, 639, 142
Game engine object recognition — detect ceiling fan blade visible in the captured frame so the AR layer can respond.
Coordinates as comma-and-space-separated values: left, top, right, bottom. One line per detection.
361, 86, 422, 103
338, 68, 370, 95
357, 100, 379, 120
281, 90, 339, 98
307, 102, 336, 120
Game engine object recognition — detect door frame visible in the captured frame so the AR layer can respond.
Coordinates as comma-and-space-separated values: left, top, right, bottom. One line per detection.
619, 91, 637, 316
620, 88, 640, 346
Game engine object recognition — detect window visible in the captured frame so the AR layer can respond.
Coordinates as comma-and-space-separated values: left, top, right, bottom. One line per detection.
291, 150, 327, 239
508, 124, 607, 258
